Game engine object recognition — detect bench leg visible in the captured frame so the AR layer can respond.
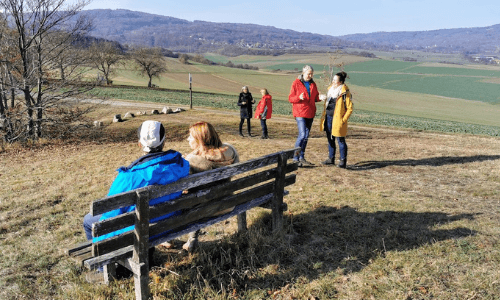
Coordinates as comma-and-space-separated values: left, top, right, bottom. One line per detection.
103, 263, 117, 284
129, 261, 149, 300
237, 212, 247, 232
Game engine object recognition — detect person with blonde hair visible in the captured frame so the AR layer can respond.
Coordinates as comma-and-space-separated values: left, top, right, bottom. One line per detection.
319, 71, 353, 168
237, 86, 255, 137
288, 65, 321, 167
254, 88, 273, 139
181, 121, 240, 251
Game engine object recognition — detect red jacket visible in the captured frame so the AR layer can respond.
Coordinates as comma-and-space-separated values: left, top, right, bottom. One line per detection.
288, 78, 320, 118
254, 94, 272, 119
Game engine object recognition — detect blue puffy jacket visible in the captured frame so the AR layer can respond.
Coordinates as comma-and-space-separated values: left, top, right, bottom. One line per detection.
93, 150, 190, 242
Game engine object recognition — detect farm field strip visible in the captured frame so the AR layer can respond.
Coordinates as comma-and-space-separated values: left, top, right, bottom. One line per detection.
86, 87, 500, 136
104, 54, 500, 131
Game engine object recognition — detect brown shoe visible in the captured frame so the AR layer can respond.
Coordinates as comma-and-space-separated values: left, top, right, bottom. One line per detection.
299, 158, 315, 167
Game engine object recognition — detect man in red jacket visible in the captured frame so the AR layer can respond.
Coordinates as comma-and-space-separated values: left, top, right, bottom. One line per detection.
288, 65, 321, 167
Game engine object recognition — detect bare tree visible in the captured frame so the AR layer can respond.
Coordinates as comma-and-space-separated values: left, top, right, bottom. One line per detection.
88, 40, 124, 85
132, 47, 167, 88
0, 0, 93, 142
322, 49, 345, 88
45, 31, 91, 81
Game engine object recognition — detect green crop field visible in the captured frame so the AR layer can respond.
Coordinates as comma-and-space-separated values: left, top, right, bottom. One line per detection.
86, 86, 500, 136
344, 60, 500, 104
100, 53, 500, 134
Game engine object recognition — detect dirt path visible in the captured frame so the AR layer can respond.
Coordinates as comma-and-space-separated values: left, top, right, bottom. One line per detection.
80, 98, 433, 136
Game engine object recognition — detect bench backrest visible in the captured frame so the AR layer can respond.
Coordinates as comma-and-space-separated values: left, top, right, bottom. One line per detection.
86, 148, 298, 267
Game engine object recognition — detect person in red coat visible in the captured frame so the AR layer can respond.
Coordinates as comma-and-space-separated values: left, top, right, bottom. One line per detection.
288, 65, 321, 166
254, 88, 273, 139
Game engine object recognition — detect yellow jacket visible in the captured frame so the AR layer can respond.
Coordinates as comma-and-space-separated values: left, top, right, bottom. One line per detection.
319, 84, 353, 137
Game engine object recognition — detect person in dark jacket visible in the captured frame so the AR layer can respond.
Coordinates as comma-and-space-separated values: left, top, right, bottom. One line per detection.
288, 65, 321, 167
237, 86, 255, 137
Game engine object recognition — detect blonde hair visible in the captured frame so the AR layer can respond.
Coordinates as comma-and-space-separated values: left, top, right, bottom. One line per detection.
260, 88, 269, 95
302, 65, 314, 73
189, 121, 223, 153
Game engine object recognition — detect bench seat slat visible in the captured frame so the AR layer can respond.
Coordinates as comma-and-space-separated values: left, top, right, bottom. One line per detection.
66, 240, 91, 255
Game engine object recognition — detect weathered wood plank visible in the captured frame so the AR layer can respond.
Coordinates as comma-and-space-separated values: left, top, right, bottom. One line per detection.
91, 191, 137, 217
85, 246, 134, 270
92, 175, 296, 256
272, 152, 287, 232
93, 166, 282, 237
91, 148, 298, 216
66, 240, 91, 256
149, 193, 277, 247
85, 187, 295, 270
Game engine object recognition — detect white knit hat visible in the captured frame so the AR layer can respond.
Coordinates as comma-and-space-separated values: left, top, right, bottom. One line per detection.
138, 120, 166, 152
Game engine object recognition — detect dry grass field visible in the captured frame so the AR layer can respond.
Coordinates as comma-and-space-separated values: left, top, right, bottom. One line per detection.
1, 102, 499, 299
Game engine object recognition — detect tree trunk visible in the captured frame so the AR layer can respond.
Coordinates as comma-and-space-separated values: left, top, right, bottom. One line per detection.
60, 63, 66, 81
11, 88, 15, 109
24, 85, 34, 137
0, 88, 5, 116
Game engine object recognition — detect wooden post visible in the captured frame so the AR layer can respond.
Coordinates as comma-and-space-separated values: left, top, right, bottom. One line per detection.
189, 73, 193, 109
103, 263, 117, 284
237, 212, 247, 232
272, 152, 287, 232
132, 190, 150, 300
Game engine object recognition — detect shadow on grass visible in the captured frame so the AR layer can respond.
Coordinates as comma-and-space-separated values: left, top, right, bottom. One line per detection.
351, 155, 500, 170
155, 206, 476, 296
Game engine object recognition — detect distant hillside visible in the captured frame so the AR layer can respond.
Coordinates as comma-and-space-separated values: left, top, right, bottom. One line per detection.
78, 9, 500, 55
341, 25, 500, 54
78, 9, 342, 54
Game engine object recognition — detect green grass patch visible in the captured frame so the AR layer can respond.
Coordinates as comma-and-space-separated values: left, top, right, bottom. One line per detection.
349, 73, 500, 104
400, 66, 500, 77
352, 110, 500, 136
263, 63, 327, 72
86, 87, 500, 136
346, 60, 421, 72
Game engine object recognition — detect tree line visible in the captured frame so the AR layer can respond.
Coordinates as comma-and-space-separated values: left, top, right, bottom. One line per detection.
0, 0, 198, 144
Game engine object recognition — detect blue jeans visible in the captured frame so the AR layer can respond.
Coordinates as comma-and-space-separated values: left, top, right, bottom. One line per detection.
324, 115, 347, 160
83, 212, 102, 240
294, 117, 314, 160
260, 119, 268, 136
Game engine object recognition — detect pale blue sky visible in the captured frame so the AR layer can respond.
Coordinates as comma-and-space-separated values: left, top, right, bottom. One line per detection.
84, 0, 500, 36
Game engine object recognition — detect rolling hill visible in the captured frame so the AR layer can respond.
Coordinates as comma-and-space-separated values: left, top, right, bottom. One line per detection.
79, 9, 500, 55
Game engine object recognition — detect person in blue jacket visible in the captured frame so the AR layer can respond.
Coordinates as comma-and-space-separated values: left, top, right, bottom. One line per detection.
82, 120, 190, 242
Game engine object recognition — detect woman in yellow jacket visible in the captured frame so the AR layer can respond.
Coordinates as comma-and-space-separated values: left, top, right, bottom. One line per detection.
319, 71, 353, 168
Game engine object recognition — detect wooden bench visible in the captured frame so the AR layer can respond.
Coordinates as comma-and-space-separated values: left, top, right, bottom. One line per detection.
66, 147, 299, 300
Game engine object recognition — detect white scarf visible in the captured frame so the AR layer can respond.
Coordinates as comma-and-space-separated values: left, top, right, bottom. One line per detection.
326, 84, 343, 107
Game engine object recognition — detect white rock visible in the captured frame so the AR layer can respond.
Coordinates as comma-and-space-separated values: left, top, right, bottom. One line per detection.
162, 106, 173, 114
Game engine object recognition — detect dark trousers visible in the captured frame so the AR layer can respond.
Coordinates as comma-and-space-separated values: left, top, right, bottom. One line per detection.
260, 119, 268, 136
325, 115, 347, 160
239, 118, 251, 134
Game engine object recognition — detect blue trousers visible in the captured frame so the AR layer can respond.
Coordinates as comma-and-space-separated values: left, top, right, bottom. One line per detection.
260, 119, 268, 136
324, 115, 347, 160
294, 117, 314, 160
83, 212, 102, 240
